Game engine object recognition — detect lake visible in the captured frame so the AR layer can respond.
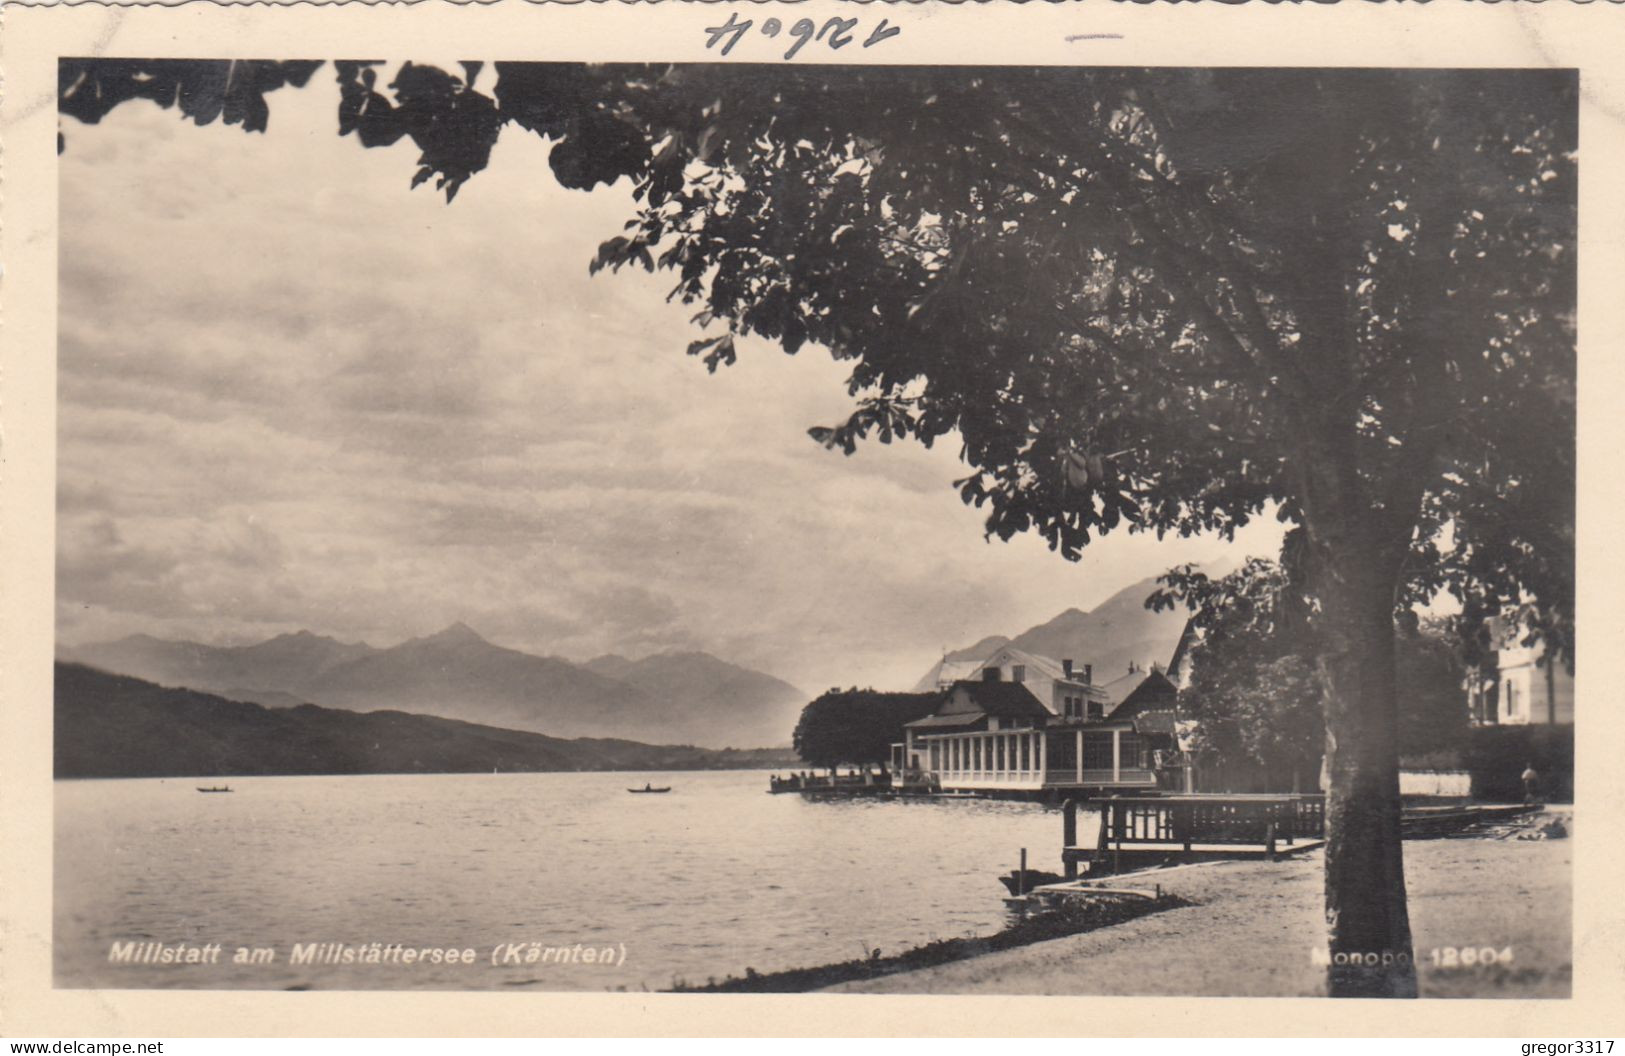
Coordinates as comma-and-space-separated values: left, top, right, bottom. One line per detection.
54, 770, 1070, 990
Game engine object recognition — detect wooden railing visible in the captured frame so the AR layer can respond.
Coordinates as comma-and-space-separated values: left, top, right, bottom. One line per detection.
1062, 794, 1326, 877
768, 772, 891, 793
1104, 794, 1326, 848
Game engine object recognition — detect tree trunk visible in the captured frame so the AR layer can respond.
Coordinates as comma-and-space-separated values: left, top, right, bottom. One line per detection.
1314, 546, 1417, 998
1546, 658, 1557, 725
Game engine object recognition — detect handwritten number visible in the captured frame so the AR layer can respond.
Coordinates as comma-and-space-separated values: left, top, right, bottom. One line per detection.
704, 13, 754, 56
784, 19, 817, 60
819, 17, 859, 49
863, 19, 902, 48
708, 15, 900, 58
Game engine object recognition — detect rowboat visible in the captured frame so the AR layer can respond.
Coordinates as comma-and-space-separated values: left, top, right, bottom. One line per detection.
628, 785, 671, 794
196, 786, 233, 793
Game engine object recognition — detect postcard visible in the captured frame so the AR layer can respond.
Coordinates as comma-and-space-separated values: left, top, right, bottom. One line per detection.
3, 0, 1623, 1037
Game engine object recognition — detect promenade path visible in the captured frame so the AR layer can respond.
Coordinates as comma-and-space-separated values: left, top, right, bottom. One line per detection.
834, 808, 1572, 998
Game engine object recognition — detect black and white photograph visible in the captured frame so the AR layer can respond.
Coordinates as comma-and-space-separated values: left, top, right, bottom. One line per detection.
40, 50, 1578, 1008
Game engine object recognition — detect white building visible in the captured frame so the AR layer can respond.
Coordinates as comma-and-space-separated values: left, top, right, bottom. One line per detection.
1492, 638, 1573, 725
1465, 617, 1574, 726
927, 645, 1111, 720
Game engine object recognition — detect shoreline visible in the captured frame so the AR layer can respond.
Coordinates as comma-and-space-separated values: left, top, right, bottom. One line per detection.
679, 809, 1571, 998
667, 893, 1192, 993
834, 811, 1573, 998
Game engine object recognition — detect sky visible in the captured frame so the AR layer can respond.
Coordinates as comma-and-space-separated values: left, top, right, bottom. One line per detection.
56, 67, 1288, 693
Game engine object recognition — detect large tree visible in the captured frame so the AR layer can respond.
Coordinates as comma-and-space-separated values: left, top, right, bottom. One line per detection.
1162, 560, 1472, 793
792, 689, 941, 771
60, 60, 1576, 996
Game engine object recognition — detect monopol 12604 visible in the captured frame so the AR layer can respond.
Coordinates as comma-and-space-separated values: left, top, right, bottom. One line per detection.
1428, 945, 1514, 968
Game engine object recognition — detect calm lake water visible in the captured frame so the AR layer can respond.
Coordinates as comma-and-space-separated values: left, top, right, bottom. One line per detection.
55, 771, 1068, 990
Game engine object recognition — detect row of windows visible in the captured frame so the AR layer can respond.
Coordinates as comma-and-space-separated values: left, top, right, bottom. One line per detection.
930, 735, 1040, 772
1061, 695, 1104, 720
930, 733, 1147, 771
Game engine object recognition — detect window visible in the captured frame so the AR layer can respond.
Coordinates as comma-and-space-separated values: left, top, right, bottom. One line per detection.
1087, 698, 1104, 721
1506, 679, 1519, 718
983, 666, 1001, 682
1012, 664, 1026, 683
1082, 735, 1114, 770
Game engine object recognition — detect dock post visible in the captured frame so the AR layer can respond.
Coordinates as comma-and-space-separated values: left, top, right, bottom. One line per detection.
1266, 821, 1278, 862
1062, 799, 1078, 880
1019, 848, 1027, 895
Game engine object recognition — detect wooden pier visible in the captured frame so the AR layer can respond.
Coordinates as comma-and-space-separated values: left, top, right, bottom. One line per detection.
768, 771, 891, 795
1061, 794, 1326, 878
1054, 794, 1543, 878
1400, 802, 1541, 837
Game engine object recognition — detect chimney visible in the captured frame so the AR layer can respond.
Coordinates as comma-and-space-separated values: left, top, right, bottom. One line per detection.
1063, 659, 1074, 678
1083, 663, 1093, 685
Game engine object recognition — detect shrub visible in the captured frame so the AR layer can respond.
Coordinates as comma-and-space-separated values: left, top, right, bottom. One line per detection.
1462, 724, 1574, 802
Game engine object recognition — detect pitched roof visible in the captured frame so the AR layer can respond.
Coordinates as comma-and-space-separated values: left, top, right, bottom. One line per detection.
943, 679, 1052, 719
981, 646, 1077, 685
904, 712, 989, 730
1110, 669, 1179, 735
1115, 669, 1178, 712
1166, 617, 1200, 683
910, 656, 989, 693
1096, 669, 1146, 705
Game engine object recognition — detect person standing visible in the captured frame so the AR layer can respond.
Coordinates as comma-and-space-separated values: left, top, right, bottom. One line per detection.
1521, 762, 1541, 804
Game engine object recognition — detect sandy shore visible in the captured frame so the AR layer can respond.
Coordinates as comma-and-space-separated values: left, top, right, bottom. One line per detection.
832, 808, 1571, 998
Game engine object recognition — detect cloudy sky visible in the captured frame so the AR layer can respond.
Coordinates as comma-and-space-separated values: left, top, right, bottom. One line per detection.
57, 66, 1286, 693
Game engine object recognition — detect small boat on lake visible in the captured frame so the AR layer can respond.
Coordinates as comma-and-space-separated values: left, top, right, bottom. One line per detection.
998, 868, 1065, 896
628, 784, 671, 794
196, 786, 233, 793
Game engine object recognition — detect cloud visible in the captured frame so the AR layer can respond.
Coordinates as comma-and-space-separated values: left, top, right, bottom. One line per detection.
55, 76, 1287, 691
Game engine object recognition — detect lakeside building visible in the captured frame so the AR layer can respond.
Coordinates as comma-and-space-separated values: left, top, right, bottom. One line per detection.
1467, 617, 1575, 726
892, 653, 1182, 794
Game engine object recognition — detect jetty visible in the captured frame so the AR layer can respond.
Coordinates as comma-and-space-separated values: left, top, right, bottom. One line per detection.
768, 771, 890, 795
1400, 801, 1541, 837
1047, 793, 1542, 882
1059, 793, 1326, 879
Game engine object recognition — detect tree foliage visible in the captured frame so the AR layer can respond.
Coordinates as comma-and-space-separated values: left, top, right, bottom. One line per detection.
1167, 561, 1470, 791
1163, 560, 1324, 791
58, 60, 322, 151
792, 689, 940, 769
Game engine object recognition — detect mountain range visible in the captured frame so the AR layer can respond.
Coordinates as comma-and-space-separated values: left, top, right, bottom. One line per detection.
913, 574, 1191, 692
62, 624, 808, 749
54, 662, 798, 779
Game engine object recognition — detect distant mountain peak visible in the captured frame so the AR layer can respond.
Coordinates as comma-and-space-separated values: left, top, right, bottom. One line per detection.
263, 629, 320, 644
115, 632, 171, 645
422, 621, 487, 645
919, 573, 1192, 693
